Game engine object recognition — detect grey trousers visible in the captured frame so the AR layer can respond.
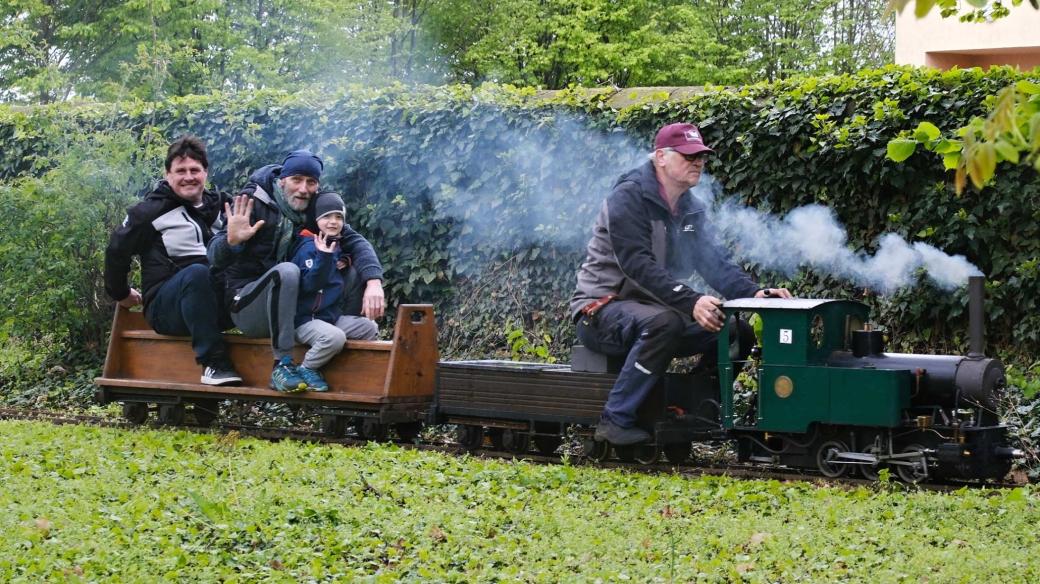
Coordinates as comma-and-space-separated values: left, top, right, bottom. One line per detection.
295, 315, 379, 369
230, 262, 300, 362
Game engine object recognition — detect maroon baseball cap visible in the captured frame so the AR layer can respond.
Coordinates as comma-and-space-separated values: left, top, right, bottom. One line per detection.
654, 123, 714, 155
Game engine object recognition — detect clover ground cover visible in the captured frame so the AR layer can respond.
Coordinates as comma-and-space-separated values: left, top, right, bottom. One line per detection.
2, 419, 1038, 582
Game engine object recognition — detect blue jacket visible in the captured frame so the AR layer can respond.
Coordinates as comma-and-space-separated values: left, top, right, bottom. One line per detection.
570, 160, 760, 320
292, 234, 343, 327
291, 223, 383, 326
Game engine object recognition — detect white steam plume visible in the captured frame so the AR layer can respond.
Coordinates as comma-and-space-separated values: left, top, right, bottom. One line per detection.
694, 174, 981, 293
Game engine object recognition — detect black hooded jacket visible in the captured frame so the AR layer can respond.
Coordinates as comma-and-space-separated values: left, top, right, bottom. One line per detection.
104, 181, 226, 307
208, 165, 384, 307
208, 164, 291, 298
570, 161, 760, 320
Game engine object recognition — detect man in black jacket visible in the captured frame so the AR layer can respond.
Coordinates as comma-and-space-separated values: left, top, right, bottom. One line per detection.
104, 136, 241, 386
208, 150, 385, 393
571, 123, 791, 446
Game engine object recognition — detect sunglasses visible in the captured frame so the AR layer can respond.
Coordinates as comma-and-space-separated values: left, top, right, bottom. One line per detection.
666, 149, 708, 163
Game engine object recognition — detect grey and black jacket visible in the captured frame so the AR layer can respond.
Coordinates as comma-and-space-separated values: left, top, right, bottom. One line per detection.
569, 161, 760, 321
104, 181, 226, 308
208, 164, 383, 309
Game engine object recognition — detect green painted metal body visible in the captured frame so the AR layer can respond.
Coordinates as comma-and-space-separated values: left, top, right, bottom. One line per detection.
718, 299, 910, 433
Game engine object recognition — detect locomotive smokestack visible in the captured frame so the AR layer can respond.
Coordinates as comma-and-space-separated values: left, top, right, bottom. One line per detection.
968, 275, 985, 358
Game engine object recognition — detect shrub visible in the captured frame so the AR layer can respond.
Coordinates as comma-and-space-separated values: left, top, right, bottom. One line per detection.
2, 66, 1039, 405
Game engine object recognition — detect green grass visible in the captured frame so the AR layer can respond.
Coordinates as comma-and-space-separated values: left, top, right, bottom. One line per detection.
2, 419, 1039, 583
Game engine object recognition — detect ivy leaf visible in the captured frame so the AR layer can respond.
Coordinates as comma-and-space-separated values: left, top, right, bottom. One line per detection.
932, 138, 962, 154
913, 121, 941, 143
1017, 81, 1040, 95
993, 140, 1020, 164
886, 138, 918, 163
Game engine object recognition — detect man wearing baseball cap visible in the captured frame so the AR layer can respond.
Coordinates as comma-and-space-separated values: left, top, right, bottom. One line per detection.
209, 150, 385, 392
570, 123, 791, 446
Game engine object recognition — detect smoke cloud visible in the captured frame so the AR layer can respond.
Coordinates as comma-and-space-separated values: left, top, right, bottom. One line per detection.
337, 109, 979, 296
693, 174, 982, 294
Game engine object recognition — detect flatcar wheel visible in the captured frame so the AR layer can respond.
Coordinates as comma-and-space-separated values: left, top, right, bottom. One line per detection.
490, 428, 530, 454
815, 440, 850, 478
533, 434, 563, 455
157, 404, 185, 426
121, 402, 149, 425
582, 439, 610, 463
320, 415, 347, 438
358, 418, 389, 442
860, 445, 885, 481
190, 399, 221, 427
457, 425, 485, 450
662, 442, 693, 465
895, 444, 930, 484
395, 421, 423, 443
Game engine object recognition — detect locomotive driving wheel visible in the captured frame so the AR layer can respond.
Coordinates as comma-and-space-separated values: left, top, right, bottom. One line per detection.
860, 444, 885, 481
895, 444, 930, 484
815, 440, 850, 478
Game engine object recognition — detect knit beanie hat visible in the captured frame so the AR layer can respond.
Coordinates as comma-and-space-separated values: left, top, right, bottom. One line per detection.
280, 150, 323, 180
315, 192, 345, 221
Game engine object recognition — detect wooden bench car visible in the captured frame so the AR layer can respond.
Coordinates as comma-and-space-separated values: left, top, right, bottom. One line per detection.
94, 304, 438, 439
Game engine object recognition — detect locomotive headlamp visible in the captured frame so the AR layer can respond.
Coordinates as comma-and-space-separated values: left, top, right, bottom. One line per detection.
774, 376, 794, 399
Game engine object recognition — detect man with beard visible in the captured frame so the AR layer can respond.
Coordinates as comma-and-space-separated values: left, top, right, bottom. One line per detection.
209, 150, 385, 393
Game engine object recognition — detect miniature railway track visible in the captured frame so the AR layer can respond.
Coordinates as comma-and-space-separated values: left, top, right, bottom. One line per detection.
0, 407, 1024, 491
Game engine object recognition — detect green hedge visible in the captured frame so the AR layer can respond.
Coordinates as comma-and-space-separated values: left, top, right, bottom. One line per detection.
2, 66, 1039, 402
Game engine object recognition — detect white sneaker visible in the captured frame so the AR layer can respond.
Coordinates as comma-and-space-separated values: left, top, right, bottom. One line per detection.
201, 366, 242, 386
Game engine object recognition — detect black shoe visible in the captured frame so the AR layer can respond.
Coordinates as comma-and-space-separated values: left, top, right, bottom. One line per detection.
594, 420, 650, 446
201, 364, 243, 386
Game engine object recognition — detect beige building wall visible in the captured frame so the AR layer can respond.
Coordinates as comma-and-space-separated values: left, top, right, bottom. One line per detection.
895, 4, 1040, 69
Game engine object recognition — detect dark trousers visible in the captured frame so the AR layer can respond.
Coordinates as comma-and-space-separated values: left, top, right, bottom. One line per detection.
576, 300, 717, 427
145, 263, 228, 367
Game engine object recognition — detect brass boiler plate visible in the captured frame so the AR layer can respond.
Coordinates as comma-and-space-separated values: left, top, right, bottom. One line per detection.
774, 375, 794, 399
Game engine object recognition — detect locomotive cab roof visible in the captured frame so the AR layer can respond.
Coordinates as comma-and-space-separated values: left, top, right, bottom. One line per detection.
720, 298, 870, 367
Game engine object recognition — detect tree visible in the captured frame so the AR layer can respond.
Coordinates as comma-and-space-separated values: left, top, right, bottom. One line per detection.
1, 0, 899, 102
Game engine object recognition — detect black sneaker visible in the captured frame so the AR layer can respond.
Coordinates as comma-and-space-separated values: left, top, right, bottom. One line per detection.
594, 420, 650, 446
201, 364, 243, 386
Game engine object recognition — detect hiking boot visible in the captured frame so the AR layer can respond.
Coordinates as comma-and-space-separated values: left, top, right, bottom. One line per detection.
269, 357, 307, 393
201, 363, 243, 386
297, 366, 329, 392
594, 419, 651, 446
